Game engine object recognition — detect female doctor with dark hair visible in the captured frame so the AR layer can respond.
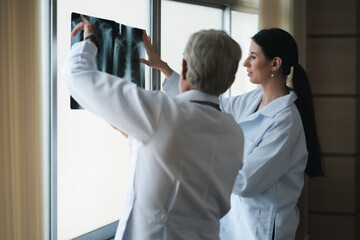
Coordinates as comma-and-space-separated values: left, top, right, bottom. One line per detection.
141, 28, 324, 239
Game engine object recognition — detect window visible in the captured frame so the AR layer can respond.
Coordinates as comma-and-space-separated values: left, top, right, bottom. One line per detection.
55, 1, 150, 239
230, 10, 258, 96
52, 0, 258, 239
161, 0, 223, 82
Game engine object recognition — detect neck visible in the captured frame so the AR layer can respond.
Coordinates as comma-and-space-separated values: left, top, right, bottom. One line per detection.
257, 78, 288, 111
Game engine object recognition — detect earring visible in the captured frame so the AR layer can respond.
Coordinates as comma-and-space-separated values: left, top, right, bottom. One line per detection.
271, 72, 274, 77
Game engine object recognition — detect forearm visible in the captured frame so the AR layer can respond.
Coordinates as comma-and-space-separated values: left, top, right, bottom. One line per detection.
158, 61, 173, 79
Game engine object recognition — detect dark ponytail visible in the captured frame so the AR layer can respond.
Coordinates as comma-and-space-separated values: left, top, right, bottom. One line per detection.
252, 28, 324, 177
293, 63, 324, 177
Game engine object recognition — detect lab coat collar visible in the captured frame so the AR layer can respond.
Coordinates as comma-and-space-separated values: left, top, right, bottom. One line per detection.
259, 90, 298, 118
176, 89, 220, 105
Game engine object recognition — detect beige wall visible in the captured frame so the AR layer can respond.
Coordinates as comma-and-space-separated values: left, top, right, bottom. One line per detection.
306, 0, 360, 239
0, 0, 44, 239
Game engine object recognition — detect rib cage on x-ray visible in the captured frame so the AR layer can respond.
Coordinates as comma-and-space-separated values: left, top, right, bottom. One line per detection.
70, 13, 145, 109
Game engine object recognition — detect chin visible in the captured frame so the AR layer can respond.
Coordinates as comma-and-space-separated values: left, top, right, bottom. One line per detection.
249, 78, 258, 84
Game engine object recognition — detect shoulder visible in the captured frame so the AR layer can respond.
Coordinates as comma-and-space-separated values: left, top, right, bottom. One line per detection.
223, 88, 261, 104
270, 102, 304, 138
220, 88, 261, 112
273, 92, 301, 124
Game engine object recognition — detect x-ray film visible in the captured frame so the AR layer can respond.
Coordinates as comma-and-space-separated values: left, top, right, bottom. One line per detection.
70, 12, 146, 109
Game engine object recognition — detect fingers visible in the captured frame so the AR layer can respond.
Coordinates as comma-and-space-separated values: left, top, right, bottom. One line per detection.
71, 22, 84, 37
140, 58, 151, 67
71, 15, 96, 39
110, 125, 129, 138
80, 14, 90, 24
142, 34, 158, 60
140, 32, 163, 69
142, 31, 153, 52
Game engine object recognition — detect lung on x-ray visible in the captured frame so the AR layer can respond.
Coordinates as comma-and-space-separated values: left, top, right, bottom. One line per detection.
70, 12, 146, 109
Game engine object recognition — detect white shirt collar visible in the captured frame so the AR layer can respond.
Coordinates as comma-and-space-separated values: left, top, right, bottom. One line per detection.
260, 90, 298, 118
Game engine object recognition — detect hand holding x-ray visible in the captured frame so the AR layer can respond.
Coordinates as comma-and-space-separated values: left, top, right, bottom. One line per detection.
140, 32, 162, 68
140, 31, 173, 79
71, 15, 97, 40
69, 12, 146, 109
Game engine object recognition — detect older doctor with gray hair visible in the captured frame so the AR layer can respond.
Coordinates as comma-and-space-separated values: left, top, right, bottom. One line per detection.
62, 15, 244, 240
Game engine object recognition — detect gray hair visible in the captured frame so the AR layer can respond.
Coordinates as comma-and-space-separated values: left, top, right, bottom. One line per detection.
183, 29, 241, 96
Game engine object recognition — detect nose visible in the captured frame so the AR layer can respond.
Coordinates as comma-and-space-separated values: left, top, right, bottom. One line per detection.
243, 57, 249, 67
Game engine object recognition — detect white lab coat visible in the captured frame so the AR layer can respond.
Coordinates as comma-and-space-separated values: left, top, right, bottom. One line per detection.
164, 72, 308, 240
62, 40, 244, 240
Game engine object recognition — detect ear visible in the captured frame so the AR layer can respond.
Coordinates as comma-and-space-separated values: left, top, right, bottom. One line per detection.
272, 57, 282, 71
181, 58, 188, 80
179, 59, 195, 92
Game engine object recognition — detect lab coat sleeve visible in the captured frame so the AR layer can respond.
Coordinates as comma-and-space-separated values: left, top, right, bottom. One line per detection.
162, 71, 180, 96
220, 88, 262, 118
233, 116, 307, 197
62, 40, 164, 143
219, 95, 245, 117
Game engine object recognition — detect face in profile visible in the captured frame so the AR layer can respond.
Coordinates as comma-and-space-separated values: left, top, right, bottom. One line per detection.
243, 40, 273, 85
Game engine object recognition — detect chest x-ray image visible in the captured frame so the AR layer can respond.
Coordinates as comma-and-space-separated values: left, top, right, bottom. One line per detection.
70, 12, 146, 109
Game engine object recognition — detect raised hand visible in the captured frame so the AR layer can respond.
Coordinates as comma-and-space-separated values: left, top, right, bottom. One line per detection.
140, 31, 173, 79
71, 15, 97, 40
